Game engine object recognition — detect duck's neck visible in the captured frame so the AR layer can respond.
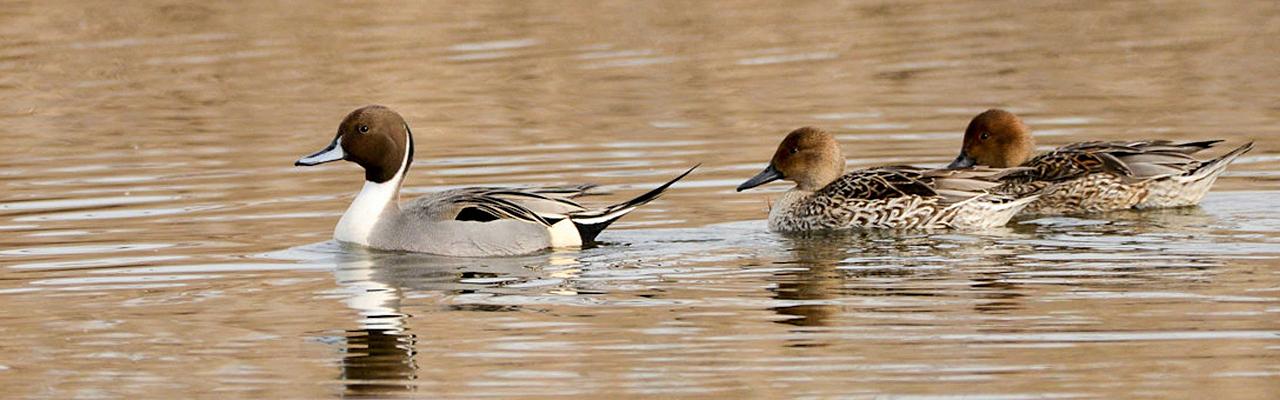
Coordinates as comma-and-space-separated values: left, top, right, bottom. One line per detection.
335, 126, 413, 245
334, 177, 403, 245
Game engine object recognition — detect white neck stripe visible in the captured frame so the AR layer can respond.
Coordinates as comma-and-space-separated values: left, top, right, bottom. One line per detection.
333, 128, 413, 245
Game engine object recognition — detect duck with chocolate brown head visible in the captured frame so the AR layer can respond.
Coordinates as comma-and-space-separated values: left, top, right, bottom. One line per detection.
294, 105, 697, 257
947, 109, 1036, 169
737, 127, 846, 192
296, 105, 413, 185
736, 126, 1040, 232
944, 108, 1255, 215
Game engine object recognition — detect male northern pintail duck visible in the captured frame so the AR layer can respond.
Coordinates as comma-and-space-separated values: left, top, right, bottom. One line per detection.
947, 109, 1254, 215
735, 127, 1039, 232
295, 105, 696, 257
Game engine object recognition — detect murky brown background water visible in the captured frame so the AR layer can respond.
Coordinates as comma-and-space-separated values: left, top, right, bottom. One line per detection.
2, 0, 1279, 398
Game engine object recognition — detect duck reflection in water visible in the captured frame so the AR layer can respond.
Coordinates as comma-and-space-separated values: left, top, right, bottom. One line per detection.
326, 245, 572, 398
770, 231, 957, 328
771, 235, 849, 328
333, 250, 417, 397
770, 229, 1034, 329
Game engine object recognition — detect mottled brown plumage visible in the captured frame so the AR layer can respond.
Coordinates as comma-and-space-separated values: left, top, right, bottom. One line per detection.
949, 109, 1254, 214
739, 127, 1039, 232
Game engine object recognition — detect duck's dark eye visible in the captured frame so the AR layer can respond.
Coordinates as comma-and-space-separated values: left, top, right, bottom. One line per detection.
789, 147, 799, 154
980, 131, 990, 140
358, 125, 370, 133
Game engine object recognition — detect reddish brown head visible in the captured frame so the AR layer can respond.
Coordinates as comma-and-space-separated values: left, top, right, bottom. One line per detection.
295, 105, 414, 183
948, 109, 1035, 169
737, 127, 846, 192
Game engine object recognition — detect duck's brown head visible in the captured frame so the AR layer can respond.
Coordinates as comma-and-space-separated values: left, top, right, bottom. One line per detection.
295, 105, 414, 183
737, 127, 845, 192
948, 109, 1034, 169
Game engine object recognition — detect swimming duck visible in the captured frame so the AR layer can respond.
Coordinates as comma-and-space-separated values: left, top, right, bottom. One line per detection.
295, 105, 696, 257
736, 127, 1039, 232
947, 109, 1254, 215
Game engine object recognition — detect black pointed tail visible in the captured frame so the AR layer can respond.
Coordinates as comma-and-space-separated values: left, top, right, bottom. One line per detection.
569, 165, 699, 243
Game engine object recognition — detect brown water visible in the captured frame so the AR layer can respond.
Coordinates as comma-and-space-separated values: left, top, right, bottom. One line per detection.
3, 1, 1280, 398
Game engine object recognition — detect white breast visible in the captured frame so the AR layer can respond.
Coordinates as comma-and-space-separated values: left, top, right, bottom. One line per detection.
334, 179, 400, 245
334, 132, 411, 246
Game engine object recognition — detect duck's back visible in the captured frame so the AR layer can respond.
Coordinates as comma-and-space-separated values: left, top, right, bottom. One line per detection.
1008, 140, 1212, 182
995, 140, 1240, 214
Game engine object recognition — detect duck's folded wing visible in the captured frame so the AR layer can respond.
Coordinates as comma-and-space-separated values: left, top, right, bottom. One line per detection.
442, 185, 598, 214
1020, 140, 1224, 183
1060, 139, 1220, 153
404, 188, 575, 226
816, 166, 939, 201
1108, 140, 1226, 180
1010, 145, 1115, 183
817, 166, 1016, 206
472, 189, 589, 215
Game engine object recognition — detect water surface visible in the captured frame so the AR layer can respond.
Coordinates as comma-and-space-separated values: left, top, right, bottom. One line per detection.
2, 1, 1279, 398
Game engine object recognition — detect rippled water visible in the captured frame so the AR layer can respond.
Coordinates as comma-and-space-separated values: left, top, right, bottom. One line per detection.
3, 1, 1280, 398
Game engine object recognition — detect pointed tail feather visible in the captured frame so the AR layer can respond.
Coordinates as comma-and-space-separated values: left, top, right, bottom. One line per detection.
1189, 141, 1253, 180
570, 164, 699, 243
